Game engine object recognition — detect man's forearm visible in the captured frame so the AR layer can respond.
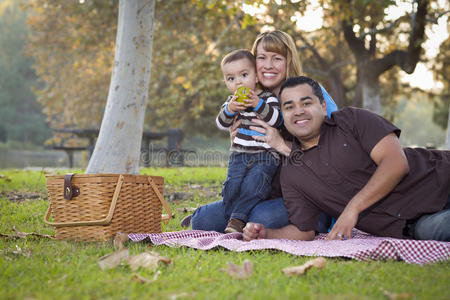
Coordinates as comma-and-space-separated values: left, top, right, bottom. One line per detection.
265, 224, 315, 241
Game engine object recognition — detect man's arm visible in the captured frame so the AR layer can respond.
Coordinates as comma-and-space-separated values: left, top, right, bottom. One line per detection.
243, 223, 315, 241
327, 133, 409, 240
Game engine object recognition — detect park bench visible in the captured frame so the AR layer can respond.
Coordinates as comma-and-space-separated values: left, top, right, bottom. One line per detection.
50, 128, 195, 168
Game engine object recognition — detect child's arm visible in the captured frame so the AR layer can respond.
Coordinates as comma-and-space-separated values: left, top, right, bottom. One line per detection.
216, 96, 245, 130
244, 91, 282, 127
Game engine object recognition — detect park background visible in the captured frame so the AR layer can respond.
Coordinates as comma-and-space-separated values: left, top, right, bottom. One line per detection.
0, 0, 449, 169
1, 1, 449, 299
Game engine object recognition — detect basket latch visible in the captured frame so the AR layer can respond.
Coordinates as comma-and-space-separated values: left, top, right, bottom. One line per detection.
64, 173, 80, 200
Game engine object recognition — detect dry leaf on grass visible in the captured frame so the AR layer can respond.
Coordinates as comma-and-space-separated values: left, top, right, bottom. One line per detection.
113, 233, 129, 250
98, 249, 130, 270
127, 251, 172, 271
226, 260, 253, 279
0, 227, 54, 240
131, 271, 161, 284
0, 245, 32, 258
176, 207, 197, 213
282, 257, 326, 276
0, 174, 11, 181
383, 290, 413, 299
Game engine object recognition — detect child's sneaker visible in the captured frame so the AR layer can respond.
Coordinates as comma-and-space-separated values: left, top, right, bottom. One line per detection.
224, 218, 246, 233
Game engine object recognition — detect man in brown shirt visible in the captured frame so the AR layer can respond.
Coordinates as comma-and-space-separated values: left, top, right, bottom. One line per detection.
243, 76, 450, 241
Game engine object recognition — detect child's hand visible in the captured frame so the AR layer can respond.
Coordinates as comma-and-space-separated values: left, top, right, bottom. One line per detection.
243, 90, 261, 108
227, 95, 246, 113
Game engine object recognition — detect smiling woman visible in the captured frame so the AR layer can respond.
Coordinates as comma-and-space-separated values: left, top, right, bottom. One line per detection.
252, 30, 302, 96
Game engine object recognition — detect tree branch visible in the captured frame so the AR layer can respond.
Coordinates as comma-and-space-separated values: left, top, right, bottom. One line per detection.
296, 32, 330, 71
368, 0, 428, 77
427, 10, 450, 24
342, 20, 369, 61
359, 20, 399, 39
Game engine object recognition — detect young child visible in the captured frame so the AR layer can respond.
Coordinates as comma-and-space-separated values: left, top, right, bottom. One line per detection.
216, 49, 282, 233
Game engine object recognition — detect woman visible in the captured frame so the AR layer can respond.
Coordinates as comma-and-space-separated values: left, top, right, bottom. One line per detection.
184, 30, 338, 232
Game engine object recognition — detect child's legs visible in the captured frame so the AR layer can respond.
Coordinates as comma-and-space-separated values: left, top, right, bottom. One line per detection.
222, 152, 247, 218
230, 152, 279, 222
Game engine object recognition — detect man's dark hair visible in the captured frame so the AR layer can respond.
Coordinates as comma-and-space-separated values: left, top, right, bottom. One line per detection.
221, 49, 256, 69
278, 76, 324, 103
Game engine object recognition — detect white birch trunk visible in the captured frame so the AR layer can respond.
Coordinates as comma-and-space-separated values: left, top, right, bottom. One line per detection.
362, 81, 382, 115
446, 108, 450, 150
86, 0, 155, 174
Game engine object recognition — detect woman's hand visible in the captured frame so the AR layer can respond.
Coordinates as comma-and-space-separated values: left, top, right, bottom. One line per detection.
250, 119, 291, 156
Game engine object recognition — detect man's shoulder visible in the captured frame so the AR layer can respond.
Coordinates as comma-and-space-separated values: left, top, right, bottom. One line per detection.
331, 106, 374, 118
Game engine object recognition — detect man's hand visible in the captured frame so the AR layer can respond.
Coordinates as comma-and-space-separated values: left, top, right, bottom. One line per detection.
243, 222, 266, 241
227, 95, 246, 113
326, 207, 358, 240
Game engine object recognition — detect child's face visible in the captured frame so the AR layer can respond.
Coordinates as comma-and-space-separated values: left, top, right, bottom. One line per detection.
222, 58, 258, 93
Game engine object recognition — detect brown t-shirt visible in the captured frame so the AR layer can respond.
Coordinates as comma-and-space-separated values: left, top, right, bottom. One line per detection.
281, 107, 450, 238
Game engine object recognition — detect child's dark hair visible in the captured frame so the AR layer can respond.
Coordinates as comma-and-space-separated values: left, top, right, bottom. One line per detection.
221, 49, 255, 69
279, 76, 324, 103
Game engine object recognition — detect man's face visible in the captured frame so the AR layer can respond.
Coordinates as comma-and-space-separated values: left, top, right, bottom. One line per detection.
222, 58, 257, 93
280, 84, 327, 146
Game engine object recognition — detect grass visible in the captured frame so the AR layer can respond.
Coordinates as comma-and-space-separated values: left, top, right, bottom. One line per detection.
0, 168, 449, 300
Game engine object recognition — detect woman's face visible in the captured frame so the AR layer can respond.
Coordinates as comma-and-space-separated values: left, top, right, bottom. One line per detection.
255, 43, 287, 95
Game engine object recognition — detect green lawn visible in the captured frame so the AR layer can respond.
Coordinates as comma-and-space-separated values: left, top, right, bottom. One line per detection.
0, 168, 449, 300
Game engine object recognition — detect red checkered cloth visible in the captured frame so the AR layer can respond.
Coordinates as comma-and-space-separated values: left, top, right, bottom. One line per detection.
128, 229, 450, 265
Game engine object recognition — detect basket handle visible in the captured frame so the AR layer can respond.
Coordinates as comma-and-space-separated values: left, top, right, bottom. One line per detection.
44, 175, 124, 227
147, 176, 173, 224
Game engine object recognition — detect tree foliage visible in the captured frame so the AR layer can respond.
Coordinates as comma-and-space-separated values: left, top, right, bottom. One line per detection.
0, 0, 50, 144
23, 0, 449, 139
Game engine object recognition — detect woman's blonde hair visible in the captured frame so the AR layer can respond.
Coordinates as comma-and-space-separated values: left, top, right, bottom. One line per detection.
251, 30, 302, 78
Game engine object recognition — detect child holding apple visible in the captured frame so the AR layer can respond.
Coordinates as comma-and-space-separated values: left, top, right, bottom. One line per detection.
216, 49, 282, 233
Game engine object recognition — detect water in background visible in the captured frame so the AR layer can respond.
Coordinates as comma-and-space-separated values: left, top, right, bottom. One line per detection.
0, 149, 78, 168
0, 148, 229, 168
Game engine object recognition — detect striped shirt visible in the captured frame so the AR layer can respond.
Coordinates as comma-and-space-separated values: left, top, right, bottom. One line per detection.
216, 90, 282, 153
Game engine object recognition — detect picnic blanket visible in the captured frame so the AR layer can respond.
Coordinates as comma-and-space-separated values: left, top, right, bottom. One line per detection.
128, 229, 450, 265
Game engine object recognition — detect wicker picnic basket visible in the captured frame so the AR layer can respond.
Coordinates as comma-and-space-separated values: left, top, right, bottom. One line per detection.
44, 173, 172, 242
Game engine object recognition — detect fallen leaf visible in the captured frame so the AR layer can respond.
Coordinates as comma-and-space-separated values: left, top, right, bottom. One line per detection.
114, 233, 129, 250
176, 207, 197, 213
0, 174, 11, 181
0, 245, 32, 258
383, 290, 413, 299
282, 257, 326, 276
0, 227, 55, 240
127, 251, 171, 271
169, 292, 189, 300
98, 249, 130, 270
131, 271, 161, 284
226, 260, 253, 279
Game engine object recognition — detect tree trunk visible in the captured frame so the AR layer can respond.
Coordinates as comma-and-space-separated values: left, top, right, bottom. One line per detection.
446, 109, 450, 150
86, 0, 155, 174
361, 76, 382, 115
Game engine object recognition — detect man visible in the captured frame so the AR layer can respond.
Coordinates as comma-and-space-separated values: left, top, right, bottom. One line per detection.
243, 76, 450, 242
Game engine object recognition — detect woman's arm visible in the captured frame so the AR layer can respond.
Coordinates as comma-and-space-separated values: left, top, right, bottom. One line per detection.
249, 118, 292, 156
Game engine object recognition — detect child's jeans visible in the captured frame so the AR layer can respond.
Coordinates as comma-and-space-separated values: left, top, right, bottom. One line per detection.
222, 151, 279, 222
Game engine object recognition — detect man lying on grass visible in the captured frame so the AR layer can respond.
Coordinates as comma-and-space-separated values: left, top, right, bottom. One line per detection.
243, 76, 450, 242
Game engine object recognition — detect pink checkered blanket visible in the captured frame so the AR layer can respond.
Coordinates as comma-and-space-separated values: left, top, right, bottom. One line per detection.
128, 229, 450, 265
